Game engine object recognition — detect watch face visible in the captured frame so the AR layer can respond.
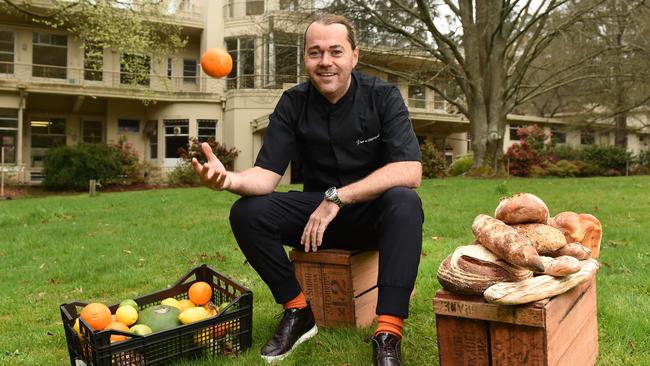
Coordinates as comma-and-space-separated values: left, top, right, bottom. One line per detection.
325, 187, 336, 199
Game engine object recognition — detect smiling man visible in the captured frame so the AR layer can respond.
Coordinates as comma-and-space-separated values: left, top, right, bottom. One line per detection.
193, 14, 423, 365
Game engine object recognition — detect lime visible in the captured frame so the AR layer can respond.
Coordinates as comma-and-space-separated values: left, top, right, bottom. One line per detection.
129, 324, 152, 336
119, 299, 139, 312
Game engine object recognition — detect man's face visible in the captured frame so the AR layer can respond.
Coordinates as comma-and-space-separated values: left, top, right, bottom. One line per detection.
304, 22, 359, 104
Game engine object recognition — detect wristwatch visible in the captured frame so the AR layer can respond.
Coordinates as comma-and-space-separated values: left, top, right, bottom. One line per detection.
324, 186, 345, 208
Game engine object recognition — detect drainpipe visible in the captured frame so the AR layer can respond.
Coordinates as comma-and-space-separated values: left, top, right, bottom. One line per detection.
17, 86, 26, 177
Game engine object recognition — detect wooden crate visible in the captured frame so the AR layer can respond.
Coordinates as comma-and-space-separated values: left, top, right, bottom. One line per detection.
290, 249, 378, 328
433, 275, 598, 366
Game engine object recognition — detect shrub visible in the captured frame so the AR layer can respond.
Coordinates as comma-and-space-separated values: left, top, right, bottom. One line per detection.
169, 137, 240, 184
529, 165, 549, 178
550, 144, 582, 162
636, 149, 650, 168
43, 144, 123, 191
581, 145, 631, 176
420, 140, 448, 178
111, 135, 147, 184
448, 153, 473, 176
503, 125, 552, 177
179, 137, 239, 171
547, 160, 580, 177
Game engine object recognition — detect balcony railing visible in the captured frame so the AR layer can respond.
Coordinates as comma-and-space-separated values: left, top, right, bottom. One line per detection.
0, 61, 223, 95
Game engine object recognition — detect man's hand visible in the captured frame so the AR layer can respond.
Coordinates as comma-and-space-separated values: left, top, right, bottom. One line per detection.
300, 200, 340, 252
192, 142, 229, 191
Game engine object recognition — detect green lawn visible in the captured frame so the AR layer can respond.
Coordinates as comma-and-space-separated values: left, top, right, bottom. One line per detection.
1, 177, 649, 365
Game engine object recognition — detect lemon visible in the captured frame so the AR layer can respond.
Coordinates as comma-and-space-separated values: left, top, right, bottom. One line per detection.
161, 297, 181, 310
73, 318, 83, 339
178, 306, 210, 325
177, 299, 196, 312
116, 306, 138, 326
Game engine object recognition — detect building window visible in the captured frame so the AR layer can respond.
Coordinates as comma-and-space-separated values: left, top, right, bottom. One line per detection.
84, 43, 103, 81
30, 118, 66, 167
226, 37, 255, 89
550, 126, 566, 144
118, 119, 140, 133
509, 125, 524, 141
167, 58, 173, 79
408, 85, 426, 109
82, 120, 103, 143
0, 109, 18, 164
265, 32, 301, 88
280, 0, 298, 10
223, 0, 234, 18
183, 59, 197, 83
164, 119, 189, 158
246, 0, 264, 15
120, 53, 150, 86
581, 130, 595, 145
32, 32, 67, 79
0, 31, 14, 74
197, 119, 218, 142
387, 74, 399, 86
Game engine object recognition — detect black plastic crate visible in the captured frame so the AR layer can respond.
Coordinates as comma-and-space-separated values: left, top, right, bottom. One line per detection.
60, 264, 253, 366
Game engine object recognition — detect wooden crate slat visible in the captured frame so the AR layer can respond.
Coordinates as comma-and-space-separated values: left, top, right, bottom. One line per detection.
436, 315, 491, 366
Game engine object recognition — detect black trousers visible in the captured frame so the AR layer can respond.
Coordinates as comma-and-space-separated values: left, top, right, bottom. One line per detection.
229, 187, 423, 318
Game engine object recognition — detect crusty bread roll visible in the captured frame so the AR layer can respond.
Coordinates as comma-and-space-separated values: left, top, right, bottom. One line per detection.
548, 242, 592, 260
511, 223, 567, 255
548, 212, 602, 258
495, 193, 549, 224
538, 255, 582, 277
437, 244, 533, 296
472, 214, 545, 272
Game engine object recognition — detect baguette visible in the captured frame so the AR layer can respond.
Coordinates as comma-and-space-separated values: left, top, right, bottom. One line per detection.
484, 259, 599, 305
495, 193, 549, 224
437, 244, 533, 295
472, 214, 545, 272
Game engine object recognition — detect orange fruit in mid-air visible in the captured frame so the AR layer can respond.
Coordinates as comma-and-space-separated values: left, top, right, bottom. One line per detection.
80, 303, 112, 331
105, 321, 130, 343
200, 48, 233, 78
188, 281, 213, 306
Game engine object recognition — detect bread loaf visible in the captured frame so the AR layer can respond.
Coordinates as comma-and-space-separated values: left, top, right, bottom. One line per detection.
437, 244, 533, 295
538, 255, 582, 276
495, 193, 549, 224
578, 214, 602, 258
548, 212, 602, 258
471, 214, 545, 272
512, 223, 567, 255
548, 242, 592, 260
484, 259, 599, 305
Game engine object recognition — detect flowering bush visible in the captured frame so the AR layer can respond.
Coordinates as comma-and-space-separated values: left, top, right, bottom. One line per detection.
420, 140, 448, 178
503, 125, 552, 177
169, 137, 240, 184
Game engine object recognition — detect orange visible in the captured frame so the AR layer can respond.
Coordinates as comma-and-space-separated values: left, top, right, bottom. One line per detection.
200, 48, 233, 78
80, 303, 112, 331
105, 321, 130, 343
188, 281, 212, 305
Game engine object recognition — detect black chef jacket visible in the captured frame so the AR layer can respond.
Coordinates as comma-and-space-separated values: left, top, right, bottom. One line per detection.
255, 71, 421, 192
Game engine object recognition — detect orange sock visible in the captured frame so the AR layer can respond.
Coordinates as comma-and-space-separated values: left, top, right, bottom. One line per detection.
283, 291, 308, 310
374, 315, 403, 338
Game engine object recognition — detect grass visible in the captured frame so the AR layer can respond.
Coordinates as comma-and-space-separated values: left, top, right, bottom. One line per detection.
1, 176, 649, 365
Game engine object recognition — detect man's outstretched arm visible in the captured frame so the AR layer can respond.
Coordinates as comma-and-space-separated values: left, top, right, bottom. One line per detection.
192, 142, 282, 196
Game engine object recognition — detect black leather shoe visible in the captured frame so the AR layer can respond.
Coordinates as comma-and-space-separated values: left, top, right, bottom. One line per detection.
372, 332, 402, 366
260, 304, 318, 363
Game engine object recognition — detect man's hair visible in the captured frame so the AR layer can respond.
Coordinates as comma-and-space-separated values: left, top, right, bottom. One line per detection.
303, 13, 357, 50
